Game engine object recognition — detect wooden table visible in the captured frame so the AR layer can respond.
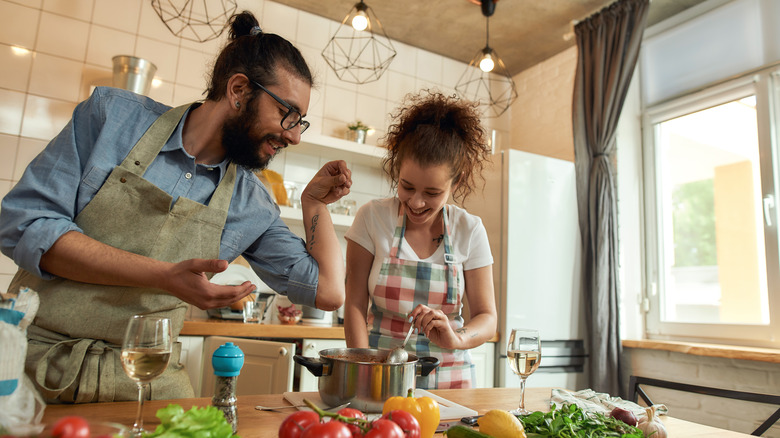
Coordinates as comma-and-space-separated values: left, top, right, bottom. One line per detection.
180, 318, 501, 342
40, 387, 751, 437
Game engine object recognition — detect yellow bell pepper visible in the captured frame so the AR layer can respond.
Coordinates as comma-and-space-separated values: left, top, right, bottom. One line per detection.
383, 388, 440, 438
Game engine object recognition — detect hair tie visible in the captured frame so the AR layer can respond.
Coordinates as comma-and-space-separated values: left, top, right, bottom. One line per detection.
250, 25, 262, 36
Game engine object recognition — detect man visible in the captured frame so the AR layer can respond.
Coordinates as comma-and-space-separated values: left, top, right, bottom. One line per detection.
0, 11, 350, 403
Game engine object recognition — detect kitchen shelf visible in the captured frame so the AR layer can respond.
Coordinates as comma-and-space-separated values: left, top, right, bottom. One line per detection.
295, 132, 385, 168
279, 205, 354, 230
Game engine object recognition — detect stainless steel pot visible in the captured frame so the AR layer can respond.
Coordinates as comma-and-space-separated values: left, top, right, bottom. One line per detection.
294, 348, 439, 412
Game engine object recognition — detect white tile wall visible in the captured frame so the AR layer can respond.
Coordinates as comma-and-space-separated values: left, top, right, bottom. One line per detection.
0, 1, 39, 49
0, 0, 512, 292
0, 45, 33, 92
0, 133, 19, 179
295, 9, 331, 51
92, 0, 140, 34
28, 53, 83, 101
86, 26, 136, 68
36, 11, 89, 61
21, 94, 75, 140
0, 88, 26, 135
135, 36, 180, 83
42, 0, 93, 21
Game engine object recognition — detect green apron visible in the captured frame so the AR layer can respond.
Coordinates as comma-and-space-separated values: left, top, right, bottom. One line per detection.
10, 104, 237, 403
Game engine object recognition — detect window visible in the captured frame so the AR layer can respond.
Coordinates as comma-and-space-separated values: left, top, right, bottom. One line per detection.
643, 70, 780, 348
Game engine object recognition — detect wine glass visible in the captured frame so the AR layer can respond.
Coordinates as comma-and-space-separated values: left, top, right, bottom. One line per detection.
121, 315, 172, 437
507, 328, 541, 415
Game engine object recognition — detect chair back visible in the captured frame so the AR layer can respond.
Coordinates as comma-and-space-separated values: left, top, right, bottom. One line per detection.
628, 375, 780, 436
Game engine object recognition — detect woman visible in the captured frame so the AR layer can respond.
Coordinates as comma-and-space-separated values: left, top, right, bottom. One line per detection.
344, 90, 497, 389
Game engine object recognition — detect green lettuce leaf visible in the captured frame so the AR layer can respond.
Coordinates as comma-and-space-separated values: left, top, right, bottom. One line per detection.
141, 404, 239, 438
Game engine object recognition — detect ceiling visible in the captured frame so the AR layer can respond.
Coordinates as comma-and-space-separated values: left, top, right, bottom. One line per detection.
272, 0, 707, 76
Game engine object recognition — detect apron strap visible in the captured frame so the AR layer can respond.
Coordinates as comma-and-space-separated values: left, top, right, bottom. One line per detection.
392, 203, 459, 303
389, 208, 406, 258
34, 337, 116, 403
120, 104, 190, 175
441, 206, 459, 304
208, 163, 238, 212
118, 103, 237, 212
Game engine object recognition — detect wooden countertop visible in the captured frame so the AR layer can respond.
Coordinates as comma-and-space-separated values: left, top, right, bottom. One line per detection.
182, 318, 500, 342
181, 318, 346, 339
40, 387, 752, 437
623, 339, 780, 364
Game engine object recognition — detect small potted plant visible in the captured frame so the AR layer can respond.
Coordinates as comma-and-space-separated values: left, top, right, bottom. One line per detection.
347, 120, 370, 144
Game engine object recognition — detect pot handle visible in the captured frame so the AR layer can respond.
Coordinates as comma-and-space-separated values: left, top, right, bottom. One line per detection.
417, 356, 440, 377
293, 355, 330, 377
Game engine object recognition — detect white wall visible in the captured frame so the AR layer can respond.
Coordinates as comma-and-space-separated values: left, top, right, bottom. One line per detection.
0, 0, 511, 290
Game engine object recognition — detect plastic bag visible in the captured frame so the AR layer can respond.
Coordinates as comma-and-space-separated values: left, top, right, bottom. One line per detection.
0, 287, 45, 436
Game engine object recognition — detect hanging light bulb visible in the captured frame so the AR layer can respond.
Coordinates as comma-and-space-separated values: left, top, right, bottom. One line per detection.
322, 0, 396, 84
479, 49, 494, 72
455, 0, 517, 118
351, 4, 369, 31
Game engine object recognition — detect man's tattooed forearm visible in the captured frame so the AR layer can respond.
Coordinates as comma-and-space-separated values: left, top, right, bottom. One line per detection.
455, 327, 479, 338
308, 214, 319, 251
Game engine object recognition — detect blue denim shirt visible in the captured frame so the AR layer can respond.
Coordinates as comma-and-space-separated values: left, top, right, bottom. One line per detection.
0, 87, 318, 307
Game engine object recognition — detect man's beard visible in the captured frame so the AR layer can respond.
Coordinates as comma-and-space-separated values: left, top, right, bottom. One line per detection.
221, 102, 284, 171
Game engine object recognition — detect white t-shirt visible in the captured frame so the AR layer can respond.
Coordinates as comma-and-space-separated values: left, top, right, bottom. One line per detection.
345, 198, 494, 295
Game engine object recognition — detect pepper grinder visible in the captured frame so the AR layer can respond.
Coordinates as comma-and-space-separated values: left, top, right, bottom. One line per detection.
211, 342, 244, 433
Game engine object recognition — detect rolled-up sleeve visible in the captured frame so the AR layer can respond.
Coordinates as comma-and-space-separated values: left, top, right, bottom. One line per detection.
0, 94, 103, 278
236, 208, 319, 308
285, 256, 319, 308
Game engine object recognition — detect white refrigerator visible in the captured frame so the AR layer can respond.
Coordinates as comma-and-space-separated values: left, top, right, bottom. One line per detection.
466, 149, 587, 389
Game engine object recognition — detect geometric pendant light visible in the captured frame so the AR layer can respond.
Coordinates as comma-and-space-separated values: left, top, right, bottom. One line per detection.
151, 0, 237, 43
322, 0, 397, 84
455, 0, 518, 118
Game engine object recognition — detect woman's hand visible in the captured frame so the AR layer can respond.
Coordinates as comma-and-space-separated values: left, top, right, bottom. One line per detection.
409, 304, 463, 350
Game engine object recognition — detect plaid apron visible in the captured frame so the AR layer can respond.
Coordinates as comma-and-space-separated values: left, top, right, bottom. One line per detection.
12, 104, 237, 402
368, 205, 475, 389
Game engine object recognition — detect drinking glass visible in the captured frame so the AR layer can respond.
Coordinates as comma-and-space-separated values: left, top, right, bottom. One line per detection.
121, 315, 172, 437
507, 328, 541, 415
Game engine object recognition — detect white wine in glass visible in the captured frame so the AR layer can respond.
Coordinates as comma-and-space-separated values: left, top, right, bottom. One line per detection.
507, 328, 541, 415
121, 315, 172, 437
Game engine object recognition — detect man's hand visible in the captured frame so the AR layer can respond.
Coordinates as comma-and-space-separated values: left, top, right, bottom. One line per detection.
160, 259, 255, 310
302, 160, 352, 205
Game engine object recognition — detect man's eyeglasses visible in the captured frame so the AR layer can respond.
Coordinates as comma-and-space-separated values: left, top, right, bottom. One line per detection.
250, 80, 310, 134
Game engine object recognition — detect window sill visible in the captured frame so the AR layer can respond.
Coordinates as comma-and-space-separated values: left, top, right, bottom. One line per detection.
622, 339, 780, 364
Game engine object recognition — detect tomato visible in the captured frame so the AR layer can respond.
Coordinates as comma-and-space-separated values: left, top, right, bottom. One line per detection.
337, 407, 367, 437
51, 416, 90, 438
381, 410, 421, 438
279, 410, 321, 438
301, 420, 353, 438
364, 419, 405, 438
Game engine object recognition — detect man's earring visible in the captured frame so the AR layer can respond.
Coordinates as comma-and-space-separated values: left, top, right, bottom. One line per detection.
235, 101, 241, 109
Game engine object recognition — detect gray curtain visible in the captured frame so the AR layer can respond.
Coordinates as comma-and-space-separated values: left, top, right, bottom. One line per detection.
572, 0, 649, 396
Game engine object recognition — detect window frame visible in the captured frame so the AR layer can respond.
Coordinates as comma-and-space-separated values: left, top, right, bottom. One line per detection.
642, 69, 780, 348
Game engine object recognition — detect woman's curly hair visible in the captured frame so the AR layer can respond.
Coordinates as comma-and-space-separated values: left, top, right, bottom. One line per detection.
382, 90, 491, 204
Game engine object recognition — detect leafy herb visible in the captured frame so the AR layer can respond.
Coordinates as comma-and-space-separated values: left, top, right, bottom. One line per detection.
142, 404, 239, 438
519, 403, 644, 437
